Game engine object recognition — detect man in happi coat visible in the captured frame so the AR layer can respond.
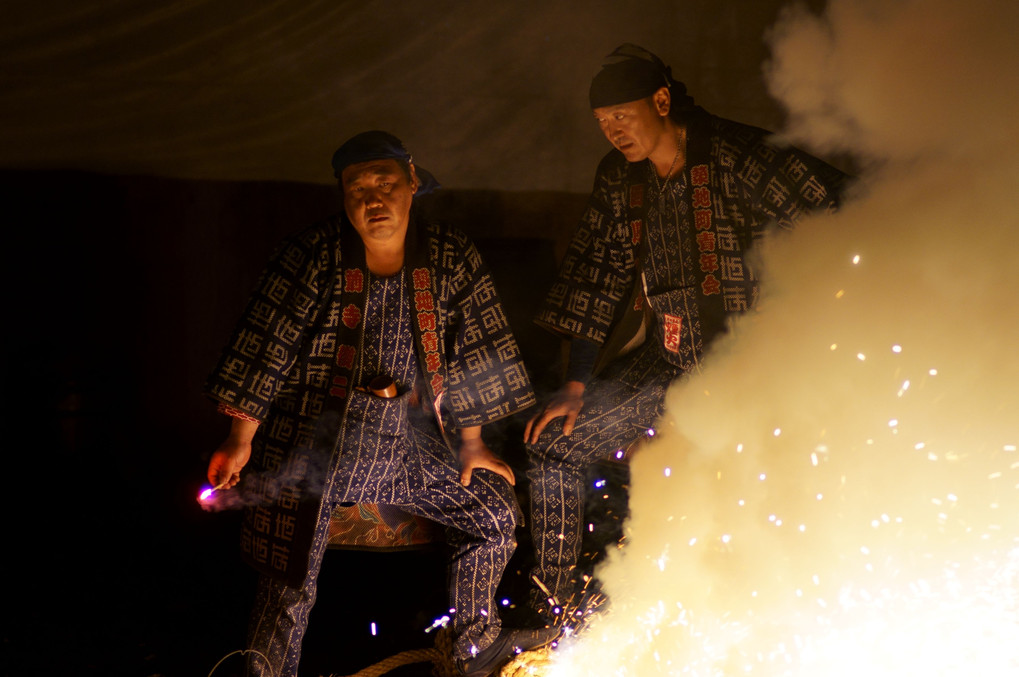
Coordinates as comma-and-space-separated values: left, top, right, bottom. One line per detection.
205, 131, 556, 677
524, 44, 850, 623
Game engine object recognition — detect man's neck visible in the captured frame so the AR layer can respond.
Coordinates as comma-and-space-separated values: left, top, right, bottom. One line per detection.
648, 121, 686, 179
365, 244, 405, 276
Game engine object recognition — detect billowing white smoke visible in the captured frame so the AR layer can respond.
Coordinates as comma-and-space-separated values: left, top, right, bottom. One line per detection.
548, 0, 1019, 674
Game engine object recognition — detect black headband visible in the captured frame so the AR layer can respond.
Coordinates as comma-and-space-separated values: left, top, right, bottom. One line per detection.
588, 43, 695, 112
330, 130, 440, 195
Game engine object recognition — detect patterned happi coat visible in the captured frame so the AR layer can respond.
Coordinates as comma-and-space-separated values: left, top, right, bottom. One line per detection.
536, 113, 848, 373
205, 212, 535, 585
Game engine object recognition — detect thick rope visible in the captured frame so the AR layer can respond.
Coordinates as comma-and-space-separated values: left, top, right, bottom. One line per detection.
328, 627, 557, 677
498, 647, 555, 677
331, 626, 459, 677
332, 646, 444, 677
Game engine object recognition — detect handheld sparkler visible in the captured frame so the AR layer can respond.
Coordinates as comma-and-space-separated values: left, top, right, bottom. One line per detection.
198, 480, 229, 504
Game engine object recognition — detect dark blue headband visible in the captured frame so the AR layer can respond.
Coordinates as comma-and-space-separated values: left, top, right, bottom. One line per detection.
330, 130, 440, 195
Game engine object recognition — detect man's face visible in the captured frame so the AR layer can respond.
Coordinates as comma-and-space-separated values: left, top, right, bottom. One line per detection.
341, 158, 418, 243
592, 95, 670, 163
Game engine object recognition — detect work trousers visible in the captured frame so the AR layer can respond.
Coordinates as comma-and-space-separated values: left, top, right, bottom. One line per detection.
246, 389, 519, 676
526, 342, 681, 615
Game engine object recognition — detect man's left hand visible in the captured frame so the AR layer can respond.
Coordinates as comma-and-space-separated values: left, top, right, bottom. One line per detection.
458, 436, 515, 487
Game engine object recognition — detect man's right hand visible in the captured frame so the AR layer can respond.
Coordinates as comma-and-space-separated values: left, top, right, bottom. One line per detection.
206, 418, 259, 488
524, 380, 586, 445
207, 441, 251, 489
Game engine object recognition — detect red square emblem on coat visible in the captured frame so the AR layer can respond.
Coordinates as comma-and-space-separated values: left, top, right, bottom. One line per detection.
630, 184, 644, 208
663, 314, 682, 354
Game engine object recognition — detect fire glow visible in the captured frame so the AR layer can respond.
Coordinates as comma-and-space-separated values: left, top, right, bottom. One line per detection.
197, 482, 227, 504
542, 0, 1019, 674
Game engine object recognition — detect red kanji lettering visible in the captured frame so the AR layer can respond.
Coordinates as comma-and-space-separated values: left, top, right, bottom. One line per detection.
701, 274, 721, 295
430, 373, 444, 394
412, 268, 430, 290
663, 314, 682, 353
692, 186, 711, 208
696, 231, 716, 252
425, 353, 442, 372
329, 381, 347, 398
342, 304, 361, 329
694, 209, 712, 231
414, 290, 435, 312
418, 312, 437, 333
335, 344, 356, 369
630, 184, 644, 208
690, 164, 709, 186
629, 219, 642, 245
343, 269, 364, 293
421, 331, 439, 353
699, 253, 719, 273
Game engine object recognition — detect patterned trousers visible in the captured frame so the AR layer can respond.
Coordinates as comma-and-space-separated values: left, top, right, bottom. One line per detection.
246, 390, 520, 676
526, 342, 681, 614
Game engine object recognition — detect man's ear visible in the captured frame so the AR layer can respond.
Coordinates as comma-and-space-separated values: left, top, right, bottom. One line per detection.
653, 86, 671, 116
408, 163, 420, 193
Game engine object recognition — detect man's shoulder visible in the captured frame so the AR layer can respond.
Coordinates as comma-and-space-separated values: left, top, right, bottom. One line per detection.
707, 115, 774, 149
595, 148, 629, 176
588, 149, 631, 196
417, 214, 472, 249
286, 215, 344, 248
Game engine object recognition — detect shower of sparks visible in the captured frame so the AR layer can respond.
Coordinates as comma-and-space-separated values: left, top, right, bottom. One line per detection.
424, 614, 450, 633
540, 0, 1019, 672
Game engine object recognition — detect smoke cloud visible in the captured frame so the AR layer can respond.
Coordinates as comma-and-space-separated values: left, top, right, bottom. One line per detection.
549, 0, 1019, 674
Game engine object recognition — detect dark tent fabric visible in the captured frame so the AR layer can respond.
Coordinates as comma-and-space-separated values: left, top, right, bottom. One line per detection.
0, 2, 824, 675
0, 0, 800, 190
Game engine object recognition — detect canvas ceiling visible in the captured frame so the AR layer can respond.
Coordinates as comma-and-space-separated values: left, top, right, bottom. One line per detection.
0, 0, 807, 191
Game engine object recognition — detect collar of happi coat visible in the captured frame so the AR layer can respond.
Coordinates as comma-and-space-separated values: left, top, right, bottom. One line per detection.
593, 114, 716, 375
627, 113, 713, 253
325, 212, 448, 428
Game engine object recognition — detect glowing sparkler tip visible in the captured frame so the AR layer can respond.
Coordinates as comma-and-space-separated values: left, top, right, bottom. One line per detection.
198, 487, 214, 502
892, 344, 903, 353
851, 254, 861, 264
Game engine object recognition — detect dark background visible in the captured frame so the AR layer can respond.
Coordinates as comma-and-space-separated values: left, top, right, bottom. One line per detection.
2, 170, 633, 677
0, 2, 830, 674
